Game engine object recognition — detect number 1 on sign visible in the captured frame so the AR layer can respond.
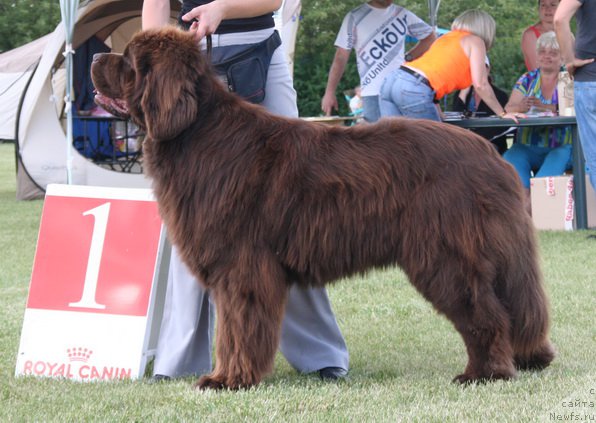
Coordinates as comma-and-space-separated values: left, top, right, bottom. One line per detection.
68, 202, 110, 309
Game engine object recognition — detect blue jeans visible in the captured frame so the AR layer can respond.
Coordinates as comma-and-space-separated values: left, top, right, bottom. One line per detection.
504, 143, 573, 188
574, 80, 596, 191
361, 95, 380, 123
379, 68, 440, 121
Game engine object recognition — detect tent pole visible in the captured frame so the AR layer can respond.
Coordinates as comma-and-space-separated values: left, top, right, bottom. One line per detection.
64, 45, 74, 184
60, 0, 80, 185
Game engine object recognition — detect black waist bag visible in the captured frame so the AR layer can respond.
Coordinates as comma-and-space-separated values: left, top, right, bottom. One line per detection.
210, 30, 282, 104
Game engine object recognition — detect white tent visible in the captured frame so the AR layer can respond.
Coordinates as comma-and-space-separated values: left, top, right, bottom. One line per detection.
4, 0, 434, 200
0, 34, 51, 141
0, 0, 303, 200
6, 0, 183, 199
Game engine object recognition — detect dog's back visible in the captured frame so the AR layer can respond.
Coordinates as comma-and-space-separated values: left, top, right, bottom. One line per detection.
260, 117, 523, 283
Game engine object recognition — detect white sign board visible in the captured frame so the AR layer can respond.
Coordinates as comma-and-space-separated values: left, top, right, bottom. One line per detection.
15, 184, 169, 381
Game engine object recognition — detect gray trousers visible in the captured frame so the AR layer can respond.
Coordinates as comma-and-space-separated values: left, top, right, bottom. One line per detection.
153, 28, 349, 378
153, 248, 349, 377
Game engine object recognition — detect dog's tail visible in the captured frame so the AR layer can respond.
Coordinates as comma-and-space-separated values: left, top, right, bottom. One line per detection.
499, 220, 555, 370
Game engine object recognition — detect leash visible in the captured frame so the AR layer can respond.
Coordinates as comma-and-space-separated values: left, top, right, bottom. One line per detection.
206, 34, 212, 60
189, 17, 212, 60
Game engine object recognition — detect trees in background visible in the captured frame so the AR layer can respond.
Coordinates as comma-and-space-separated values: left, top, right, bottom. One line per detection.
1, 0, 544, 116
295, 0, 539, 116
0, 0, 61, 53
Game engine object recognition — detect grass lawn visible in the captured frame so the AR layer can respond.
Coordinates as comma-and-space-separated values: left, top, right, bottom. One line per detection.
0, 142, 594, 422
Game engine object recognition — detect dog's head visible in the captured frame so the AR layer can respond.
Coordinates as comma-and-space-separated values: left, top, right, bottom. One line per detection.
91, 27, 215, 140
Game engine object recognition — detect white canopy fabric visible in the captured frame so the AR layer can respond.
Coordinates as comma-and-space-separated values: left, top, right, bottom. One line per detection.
0, 34, 51, 140
59, 0, 81, 183
14, 0, 161, 200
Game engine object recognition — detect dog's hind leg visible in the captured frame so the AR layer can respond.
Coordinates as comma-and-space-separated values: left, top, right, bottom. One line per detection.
414, 262, 517, 384
445, 279, 517, 384
195, 250, 289, 390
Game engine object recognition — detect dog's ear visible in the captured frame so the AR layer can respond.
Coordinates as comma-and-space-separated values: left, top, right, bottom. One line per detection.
139, 62, 198, 141
132, 33, 199, 141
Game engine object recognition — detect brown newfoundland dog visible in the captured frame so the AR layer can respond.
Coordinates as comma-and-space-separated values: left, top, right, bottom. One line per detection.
91, 27, 554, 390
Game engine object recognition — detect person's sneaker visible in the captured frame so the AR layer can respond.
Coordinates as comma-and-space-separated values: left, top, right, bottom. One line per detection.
148, 374, 171, 384
318, 367, 348, 380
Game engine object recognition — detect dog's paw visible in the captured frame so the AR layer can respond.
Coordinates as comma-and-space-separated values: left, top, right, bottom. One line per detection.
195, 375, 227, 390
515, 343, 556, 371
452, 373, 479, 385
452, 372, 494, 385
453, 368, 515, 385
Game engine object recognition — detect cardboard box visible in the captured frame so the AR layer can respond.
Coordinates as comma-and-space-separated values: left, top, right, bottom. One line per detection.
530, 176, 596, 230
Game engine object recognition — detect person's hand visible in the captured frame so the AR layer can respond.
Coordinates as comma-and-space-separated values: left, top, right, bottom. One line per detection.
182, 3, 225, 41
565, 57, 595, 78
520, 96, 543, 112
321, 92, 338, 116
500, 111, 526, 124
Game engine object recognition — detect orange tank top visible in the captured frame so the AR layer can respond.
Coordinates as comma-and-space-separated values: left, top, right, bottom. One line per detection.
407, 30, 472, 100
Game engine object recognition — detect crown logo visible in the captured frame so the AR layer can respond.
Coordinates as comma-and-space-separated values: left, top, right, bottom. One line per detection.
66, 347, 93, 363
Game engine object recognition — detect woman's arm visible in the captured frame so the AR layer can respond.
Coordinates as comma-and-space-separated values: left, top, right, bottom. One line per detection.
554, 0, 595, 77
521, 28, 538, 71
142, 0, 171, 29
505, 83, 557, 114
465, 35, 521, 122
182, 0, 282, 40
505, 89, 529, 113
143, 0, 282, 39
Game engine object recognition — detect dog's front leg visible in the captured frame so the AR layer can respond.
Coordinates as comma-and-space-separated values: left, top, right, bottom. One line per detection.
195, 251, 289, 390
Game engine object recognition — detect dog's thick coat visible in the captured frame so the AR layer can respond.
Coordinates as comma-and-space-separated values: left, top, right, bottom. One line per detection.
91, 27, 555, 389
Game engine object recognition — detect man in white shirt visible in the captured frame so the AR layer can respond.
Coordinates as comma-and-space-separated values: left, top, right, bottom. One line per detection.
321, 0, 435, 123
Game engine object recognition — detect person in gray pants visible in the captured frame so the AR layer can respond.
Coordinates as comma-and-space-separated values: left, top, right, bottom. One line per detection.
153, 248, 349, 380
142, 0, 349, 382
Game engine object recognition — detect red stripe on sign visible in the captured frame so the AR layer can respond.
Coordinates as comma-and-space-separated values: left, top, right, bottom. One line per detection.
27, 195, 163, 316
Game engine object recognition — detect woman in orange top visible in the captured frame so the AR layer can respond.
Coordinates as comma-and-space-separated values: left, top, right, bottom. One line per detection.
379, 9, 520, 122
